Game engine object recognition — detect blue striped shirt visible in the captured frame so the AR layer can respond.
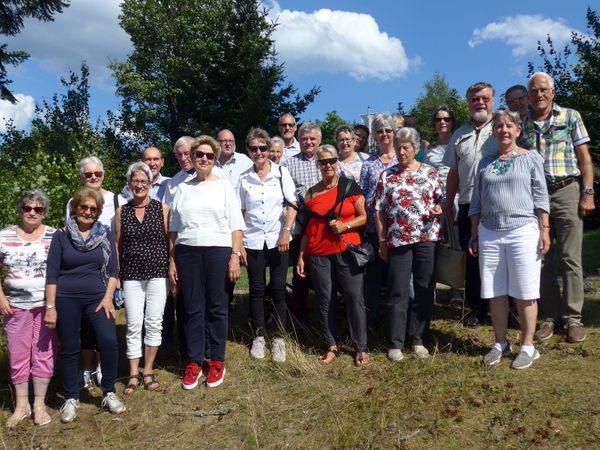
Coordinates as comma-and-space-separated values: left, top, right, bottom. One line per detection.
469, 150, 549, 231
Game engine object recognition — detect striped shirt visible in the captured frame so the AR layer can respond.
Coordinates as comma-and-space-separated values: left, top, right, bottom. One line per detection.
283, 152, 321, 200
469, 150, 549, 231
520, 104, 590, 182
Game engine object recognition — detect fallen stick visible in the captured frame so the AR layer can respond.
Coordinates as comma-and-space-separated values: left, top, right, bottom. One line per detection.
168, 404, 238, 417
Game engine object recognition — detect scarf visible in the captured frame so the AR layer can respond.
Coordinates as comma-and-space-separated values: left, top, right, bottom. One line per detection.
66, 216, 111, 286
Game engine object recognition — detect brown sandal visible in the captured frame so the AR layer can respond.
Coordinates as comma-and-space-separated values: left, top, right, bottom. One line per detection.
319, 348, 340, 365
123, 375, 140, 395
354, 352, 370, 367
143, 374, 159, 391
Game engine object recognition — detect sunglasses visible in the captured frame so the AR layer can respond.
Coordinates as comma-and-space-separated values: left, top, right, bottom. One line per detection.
21, 206, 45, 214
318, 157, 338, 166
248, 145, 269, 153
78, 204, 98, 214
435, 117, 452, 123
83, 171, 103, 179
279, 123, 295, 128
194, 150, 215, 160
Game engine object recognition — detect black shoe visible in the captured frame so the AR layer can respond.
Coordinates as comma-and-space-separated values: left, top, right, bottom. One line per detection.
467, 314, 480, 328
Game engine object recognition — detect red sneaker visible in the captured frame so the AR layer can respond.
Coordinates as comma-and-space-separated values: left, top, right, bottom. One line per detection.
182, 362, 202, 390
206, 360, 226, 388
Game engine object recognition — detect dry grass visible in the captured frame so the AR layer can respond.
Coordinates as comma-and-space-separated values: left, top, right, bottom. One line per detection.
1, 284, 600, 449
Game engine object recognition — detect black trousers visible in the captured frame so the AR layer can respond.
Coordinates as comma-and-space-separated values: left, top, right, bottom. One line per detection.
457, 204, 486, 318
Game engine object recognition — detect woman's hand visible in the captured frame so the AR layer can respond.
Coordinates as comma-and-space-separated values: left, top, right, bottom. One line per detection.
378, 241, 388, 263
296, 253, 306, 278
538, 229, 551, 256
44, 307, 57, 329
430, 204, 443, 217
95, 296, 116, 320
468, 236, 478, 257
228, 254, 241, 283
277, 229, 291, 254
0, 297, 13, 316
239, 247, 248, 267
328, 219, 348, 235
168, 259, 178, 290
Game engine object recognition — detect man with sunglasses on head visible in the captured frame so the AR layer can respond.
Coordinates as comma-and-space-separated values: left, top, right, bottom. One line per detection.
443, 82, 499, 328
278, 113, 301, 163
120, 147, 171, 202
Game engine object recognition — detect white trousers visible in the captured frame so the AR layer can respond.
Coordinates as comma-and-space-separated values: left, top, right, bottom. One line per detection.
123, 278, 168, 359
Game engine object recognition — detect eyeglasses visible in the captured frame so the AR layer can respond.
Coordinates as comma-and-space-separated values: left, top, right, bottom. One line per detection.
194, 150, 215, 160
21, 206, 45, 214
337, 138, 354, 143
176, 151, 191, 160
218, 139, 234, 145
83, 171, 103, 179
279, 123, 296, 128
78, 204, 98, 214
469, 96, 492, 104
529, 88, 551, 95
318, 157, 338, 166
435, 117, 452, 123
248, 145, 269, 153
376, 128, 394, 134
130, 179, 149, 186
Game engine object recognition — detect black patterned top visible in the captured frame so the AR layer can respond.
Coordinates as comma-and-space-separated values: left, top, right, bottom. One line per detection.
119, 199, 168, 280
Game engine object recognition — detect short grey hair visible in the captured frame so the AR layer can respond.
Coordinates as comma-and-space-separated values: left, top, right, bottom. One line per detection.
335, 125, 355, 140
245, 127, 271, 149
466, 81, 495, 99
298, 121, 322, 139
126, 161, 152, 184
528, 72, 555, 90
371, 114, 396, 133
492, 109, 522, 127
17, 189, 49, 215
270, 136, 284, 148
78, 156, 104, 174
394, 127, 421, 150
173, 136, 195, 153
315, 145, 338, 168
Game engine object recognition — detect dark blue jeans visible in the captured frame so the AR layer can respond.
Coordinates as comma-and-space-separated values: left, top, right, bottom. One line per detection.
56, 295, 118, 399
175, 245, 230, 363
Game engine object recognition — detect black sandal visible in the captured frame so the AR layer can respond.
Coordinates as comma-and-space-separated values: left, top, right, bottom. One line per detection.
319, 348, 341, 365
123, 375, 141, 395
143, 374, 159, 391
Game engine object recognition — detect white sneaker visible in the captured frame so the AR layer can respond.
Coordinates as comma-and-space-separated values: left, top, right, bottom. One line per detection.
81, 369, 93, 388
94, 366, 103, 386
250, 337, 266, 359
271, 338, 286, 363
413, 345, 430, 358
60, 399, 80, 423
101, 392, 126, 414
387, 348, 404, 362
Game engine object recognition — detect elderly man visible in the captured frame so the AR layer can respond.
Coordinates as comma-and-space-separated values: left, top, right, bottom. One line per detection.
278, 113, 301, 162
283, 122, 323, 320
505, 84, 530, 119
521, 72, 596, 343
443, 82, 499, 327
120, 146, 170, 202
216, 129, 253, 190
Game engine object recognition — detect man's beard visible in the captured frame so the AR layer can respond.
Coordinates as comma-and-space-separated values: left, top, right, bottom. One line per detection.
472, 111, 489, 123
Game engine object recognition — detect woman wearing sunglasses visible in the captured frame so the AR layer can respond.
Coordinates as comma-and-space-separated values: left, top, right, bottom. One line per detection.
1, 190, 57, 428
169, 135, 245, 389
237, 128, 297, 362
296, 145, 369, 367
45, 187, 125, 423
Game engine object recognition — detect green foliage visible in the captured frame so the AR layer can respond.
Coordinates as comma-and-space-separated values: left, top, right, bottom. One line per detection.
314, 110, 348, 146
409, 72, 469, 142
111, 0, 319, 145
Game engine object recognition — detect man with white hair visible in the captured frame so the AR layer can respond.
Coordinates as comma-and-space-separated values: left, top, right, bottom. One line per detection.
443, 81, 499, 328
521, 72, 595, 343
278, 113, 301, 162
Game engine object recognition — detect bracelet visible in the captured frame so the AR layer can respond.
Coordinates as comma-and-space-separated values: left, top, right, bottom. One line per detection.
46, 304, 55, 309
540, 224, 550, 229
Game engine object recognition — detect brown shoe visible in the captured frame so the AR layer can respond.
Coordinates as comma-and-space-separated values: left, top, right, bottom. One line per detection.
566, 323, 586, 343
534, 321, 555, 341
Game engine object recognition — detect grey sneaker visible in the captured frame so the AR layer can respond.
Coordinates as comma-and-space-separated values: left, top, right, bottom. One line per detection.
81, 369, 93, 388
271, 338, 286, 363
511, 349, 540, 370
483, 344, 512, 366
250, 337, 266, 359
387, 348, 404, 362
413, 345, 430, 358
94, 366, 103, 386
60, 399, 80, 423
101, 392, 126, 414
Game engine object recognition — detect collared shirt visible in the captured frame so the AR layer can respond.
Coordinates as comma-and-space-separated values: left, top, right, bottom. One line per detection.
442, 120, 498, 205
120, 173, 171, 203
237, 162, 297, 250
215, 152, 254, 190
359, 153, 398, 233
281, 137, 301, 163
520, 103, 590, 182
164, 166, 223, 207
283, 152, 321, 200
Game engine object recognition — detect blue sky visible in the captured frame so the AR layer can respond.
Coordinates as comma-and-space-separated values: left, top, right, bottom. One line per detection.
0, 1, 591, 132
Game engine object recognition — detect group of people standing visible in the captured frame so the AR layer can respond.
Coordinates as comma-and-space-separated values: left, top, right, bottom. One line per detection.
0, 71, 595, 428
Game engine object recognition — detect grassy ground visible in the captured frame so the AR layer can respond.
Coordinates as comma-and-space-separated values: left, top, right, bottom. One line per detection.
1, 283, 599, 449
583, 227, 600, 274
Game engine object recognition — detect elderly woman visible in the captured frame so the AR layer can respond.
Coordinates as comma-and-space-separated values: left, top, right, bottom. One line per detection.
375, 128, 444, 361
269, 136, 285, 164
237, 128, 297, 362
469, 110, 550, 369
0, 190, 56, 428
297, 145, 369, 366
336, 125, 369, 182
359, 114, 398, 328
45, 187, 125, 423
115, 162, 169, 394
169, 135, 245, 389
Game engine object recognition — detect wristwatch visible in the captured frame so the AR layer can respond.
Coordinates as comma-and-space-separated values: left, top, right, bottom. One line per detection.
232, 250, 241, 257
346, 223, 351, 231
283, 226, 292, 232
582, 188, 595, 195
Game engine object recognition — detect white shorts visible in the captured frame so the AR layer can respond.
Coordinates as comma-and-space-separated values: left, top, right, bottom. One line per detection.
478, 222, 541, 300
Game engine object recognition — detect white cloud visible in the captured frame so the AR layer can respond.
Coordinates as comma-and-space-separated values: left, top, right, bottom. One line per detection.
6, 0, 131, 90
0, 94, 36, 132
468, 15, 579, 57
264, 1, 419, 81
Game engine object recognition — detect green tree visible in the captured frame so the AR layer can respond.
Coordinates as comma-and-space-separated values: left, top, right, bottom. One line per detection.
0, 0, 69, 102
409, 72, 469, 142
314, 110, 348, 146
110, 0, 319, 145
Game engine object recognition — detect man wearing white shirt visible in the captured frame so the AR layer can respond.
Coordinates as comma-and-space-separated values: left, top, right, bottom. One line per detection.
215, 129, 253, 189
120, 147, 171, 202
278, 113, 301, 162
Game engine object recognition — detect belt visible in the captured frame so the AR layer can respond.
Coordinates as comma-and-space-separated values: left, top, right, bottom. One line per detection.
546, 176, 578, 195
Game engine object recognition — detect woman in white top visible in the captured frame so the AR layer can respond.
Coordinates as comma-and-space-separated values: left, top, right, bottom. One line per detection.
237, 128, 297, 362
336, 125, 369, 182
169, 135, 245, 389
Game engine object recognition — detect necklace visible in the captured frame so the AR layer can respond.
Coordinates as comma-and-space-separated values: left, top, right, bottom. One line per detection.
491, 149, 517, 175
132, 200, 150, 209
323, 177, 339, 190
